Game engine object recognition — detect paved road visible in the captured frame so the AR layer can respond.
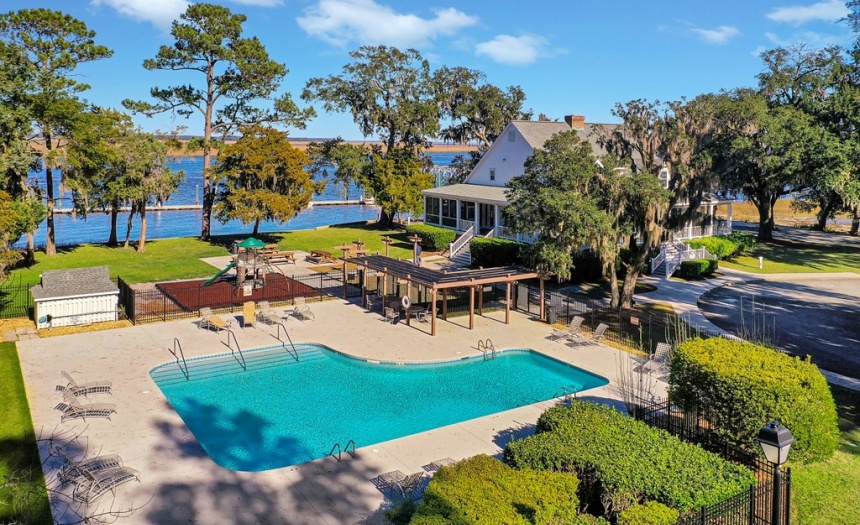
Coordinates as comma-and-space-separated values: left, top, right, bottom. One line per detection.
734, 221, 860, 249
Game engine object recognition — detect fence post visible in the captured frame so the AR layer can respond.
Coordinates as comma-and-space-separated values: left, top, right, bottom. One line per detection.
748, 482, 756, 525
784, 468, 791, 525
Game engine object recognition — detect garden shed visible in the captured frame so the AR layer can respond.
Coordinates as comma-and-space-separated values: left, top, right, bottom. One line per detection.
31, 266, 119, 329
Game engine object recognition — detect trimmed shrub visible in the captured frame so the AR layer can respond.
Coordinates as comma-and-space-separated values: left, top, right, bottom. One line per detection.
725, 232, 757, 255
411, 454, 581, 525
686, 237, 737, 260
669, 338, 840, 463
504, 402, 756, 516
406, 224, 456, 251
469, 238, 524, 267
617, 502, 679, 525
677, 259, 717, 278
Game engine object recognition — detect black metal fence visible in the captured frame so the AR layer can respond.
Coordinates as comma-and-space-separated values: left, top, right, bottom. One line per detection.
634, 397, 791, 525
0, 280, 37, 319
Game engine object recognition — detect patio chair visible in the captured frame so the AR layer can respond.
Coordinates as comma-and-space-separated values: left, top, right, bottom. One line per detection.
293, 296, 315, 321
377, 470, 425, 500
641, 342, 673, 375
589, 323, 608, 343
199, 307, 231, 332
364, 294, 376, 311
242, 301, 256, 328
54, 393, 117, 422
383, 307, 399, 324
550, 316, 584, 343
58, 454, 123, 485
57, 371, 112, 397
256, 300, 284, 326
416, 307, 435, 323
72, 466, 140, 504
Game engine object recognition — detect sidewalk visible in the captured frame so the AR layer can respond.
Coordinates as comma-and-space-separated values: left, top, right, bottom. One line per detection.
637, 268, 860, 391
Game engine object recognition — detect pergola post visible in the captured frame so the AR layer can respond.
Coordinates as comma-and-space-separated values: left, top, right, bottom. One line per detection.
381, 270, 387, 311
505, 282, 511, 324
361, 263, 367, 304
539, 277, 546, 321
431, 288, 437, 336
405, 280, 411, 326
478, 285, 483, 316
469, 285, 475, 330
442, 290, 448, 320
342, 259, 348, 299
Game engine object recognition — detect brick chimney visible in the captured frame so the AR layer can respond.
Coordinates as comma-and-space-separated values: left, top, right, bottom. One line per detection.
564, 115, 586, 130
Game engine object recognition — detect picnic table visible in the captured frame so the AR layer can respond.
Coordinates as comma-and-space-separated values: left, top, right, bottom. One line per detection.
306, 249, 334, 264
266, 251, 296, 264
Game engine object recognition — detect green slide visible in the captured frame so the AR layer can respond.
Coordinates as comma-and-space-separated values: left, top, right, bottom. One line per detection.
203, 260, 236, 286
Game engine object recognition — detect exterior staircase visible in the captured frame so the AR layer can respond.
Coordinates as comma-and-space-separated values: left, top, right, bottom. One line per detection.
448, 245, 472, 268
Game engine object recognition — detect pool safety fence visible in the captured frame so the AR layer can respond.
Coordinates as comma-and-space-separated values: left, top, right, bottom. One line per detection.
0, 275, 123, 320
118, 273, 344, 325
512, 280, 724, 355
633, 395, 791, 525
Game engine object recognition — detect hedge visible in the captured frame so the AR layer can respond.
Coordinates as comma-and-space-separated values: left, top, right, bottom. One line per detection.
617, 502, 679, 525
686, 237, 737, 260
725, 232, 757, 255
406, 224, 457, 251
411, 455, 582, 525
669, 338, 840, 463
677, 259, 717, 278
504, 402, 756, 516
469, 238, 524, 267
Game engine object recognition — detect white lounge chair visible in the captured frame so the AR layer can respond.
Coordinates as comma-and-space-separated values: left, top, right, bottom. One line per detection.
72, 466, 140, 503
58, 371, 112, 397
641, 342, 673, 375
58, 454, 123, 485
383, 307, 399, 324
256, 301, 284, 325
377, 470, 425, 500
293, 296, 315, 321
199, 307, 232, 331
550, 316, 584, 343
54, 393, 117, 422
590, 323, 608, 343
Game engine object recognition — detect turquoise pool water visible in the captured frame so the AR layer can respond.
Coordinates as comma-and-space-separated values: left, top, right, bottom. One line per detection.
150, 344, 608, 471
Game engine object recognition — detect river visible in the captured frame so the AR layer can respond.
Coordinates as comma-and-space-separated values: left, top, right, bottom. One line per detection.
15, 152, 460, 248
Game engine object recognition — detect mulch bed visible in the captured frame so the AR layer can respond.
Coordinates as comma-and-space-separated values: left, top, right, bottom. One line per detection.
156, 274, 318, 311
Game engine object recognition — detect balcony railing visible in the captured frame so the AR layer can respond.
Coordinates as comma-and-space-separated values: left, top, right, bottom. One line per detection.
457, 219, 475, 232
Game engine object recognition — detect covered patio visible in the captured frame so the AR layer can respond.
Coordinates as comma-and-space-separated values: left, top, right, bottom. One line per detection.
344, 255, 539, 336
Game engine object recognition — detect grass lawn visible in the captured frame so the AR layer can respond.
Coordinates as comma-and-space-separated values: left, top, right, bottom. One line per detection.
719, 198, 851, 227
791, 384, 860, 525
277, 224, 416, 260
0, 342, 51, 524
721, 240, 860, 275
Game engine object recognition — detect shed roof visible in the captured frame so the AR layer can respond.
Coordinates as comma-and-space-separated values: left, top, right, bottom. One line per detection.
31, 266, 118, 301
346, 255, 538, 290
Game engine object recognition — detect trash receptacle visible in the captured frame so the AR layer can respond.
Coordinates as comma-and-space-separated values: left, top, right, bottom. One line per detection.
546, 306, 557, 325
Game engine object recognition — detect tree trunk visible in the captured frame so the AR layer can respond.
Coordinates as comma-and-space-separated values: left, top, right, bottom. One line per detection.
851, 205, 860, 236
619, 268, 639, 309
25, 232, 35, 265
124, 203, 136, 248
137, 203, 147, 253
44, 132, 56, 256
253, 218, 260, 237
814, 198, 835, 232
201, 143, 212, 241
379, 209, 393, 227
756, 196, 776, 241
108, 203, 119, 246
608, 260, 620, 309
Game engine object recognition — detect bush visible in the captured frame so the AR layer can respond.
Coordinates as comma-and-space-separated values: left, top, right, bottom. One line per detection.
570, 250, 603, 282
617, 502, 679, 525
677, 259, 717, 278
469, 238, 524, 267
725, 232, 757, 255
686, 237, 737, 260
383, 499, 416, 525
669, 338, 840, 463
504, 402, 756, 516
406, 224, 456, 251
411, 455, 581, 525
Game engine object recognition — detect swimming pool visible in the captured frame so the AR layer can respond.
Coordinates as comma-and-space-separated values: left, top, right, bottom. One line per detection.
150, 344, 608, 471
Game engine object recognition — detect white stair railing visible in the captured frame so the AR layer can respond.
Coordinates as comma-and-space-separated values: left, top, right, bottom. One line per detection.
449, 225, 474, 258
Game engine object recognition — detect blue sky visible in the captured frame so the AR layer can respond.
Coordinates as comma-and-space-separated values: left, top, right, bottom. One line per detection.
5, 0, 856, 140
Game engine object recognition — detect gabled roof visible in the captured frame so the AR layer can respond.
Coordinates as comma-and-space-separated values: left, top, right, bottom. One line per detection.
31, 266, 118, 301
423, 184, 509, 205
510, 121, 619, 157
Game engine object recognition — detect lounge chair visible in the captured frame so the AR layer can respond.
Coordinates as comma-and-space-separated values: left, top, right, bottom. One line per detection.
383, 307, 399, 324
72, 466, 140, 503
590, 323, 608, 343
422, 457, 456, 473
58, 371, 112, 397
256, 301, 284, 325
199, 307, 232, 332
377, 470, 425, 500
641, 342, 673, 375
550, 316, 584, 343
58, 454, 123, 485
293, 297, 315, 321
54, 393, 117, 422
243, 301, 256, 328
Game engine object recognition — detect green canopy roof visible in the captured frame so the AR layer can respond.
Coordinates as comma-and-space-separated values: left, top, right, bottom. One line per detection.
237, 237, 267, 249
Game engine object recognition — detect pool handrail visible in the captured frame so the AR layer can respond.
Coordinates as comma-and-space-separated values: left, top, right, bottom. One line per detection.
478, 339, 496, 360
275, 322, 299, 361
169, 338, 189, 380
329, 440, 357, 462
225, 328, 246, 370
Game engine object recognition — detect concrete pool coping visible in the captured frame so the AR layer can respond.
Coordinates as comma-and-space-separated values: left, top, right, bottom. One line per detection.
18, 299, 661, 525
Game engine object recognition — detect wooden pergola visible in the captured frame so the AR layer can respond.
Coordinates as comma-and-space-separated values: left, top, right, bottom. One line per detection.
343, 255, 540, 336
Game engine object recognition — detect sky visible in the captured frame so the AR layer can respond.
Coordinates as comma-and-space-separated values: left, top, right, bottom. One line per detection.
3, 0, 857, 141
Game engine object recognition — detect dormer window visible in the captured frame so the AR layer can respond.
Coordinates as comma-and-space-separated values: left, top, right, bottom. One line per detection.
490, 168, 496, 181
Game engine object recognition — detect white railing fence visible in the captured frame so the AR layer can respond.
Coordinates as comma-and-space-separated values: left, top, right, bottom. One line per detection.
449, 225, 474, 258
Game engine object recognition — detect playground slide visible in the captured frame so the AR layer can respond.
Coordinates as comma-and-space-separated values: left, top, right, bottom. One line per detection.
203, 260, 236, 286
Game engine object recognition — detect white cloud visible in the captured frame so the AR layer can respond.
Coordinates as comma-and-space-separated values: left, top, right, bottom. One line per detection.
229, 0, 284, 6
690, 25, 741, 44
90, 0, 189, 31
475, 34, 548, 66
766, 0, 849, 26
297, 0, 478, 48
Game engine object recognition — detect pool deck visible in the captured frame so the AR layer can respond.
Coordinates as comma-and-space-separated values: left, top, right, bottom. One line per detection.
18, 299, 664, 525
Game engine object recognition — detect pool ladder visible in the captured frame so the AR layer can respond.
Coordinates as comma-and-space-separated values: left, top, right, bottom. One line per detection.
552, 385, 579, 401
478, 339, 496, 360
328, 439, 356, 462
275, 322, 299, 361
168, 337, 189, 380
226, 327, 247, 370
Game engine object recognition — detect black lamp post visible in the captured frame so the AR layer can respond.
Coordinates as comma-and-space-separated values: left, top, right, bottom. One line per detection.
757, 420, 795, 525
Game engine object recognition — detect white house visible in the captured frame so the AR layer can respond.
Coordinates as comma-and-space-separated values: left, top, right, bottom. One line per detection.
422, 115, 734, 275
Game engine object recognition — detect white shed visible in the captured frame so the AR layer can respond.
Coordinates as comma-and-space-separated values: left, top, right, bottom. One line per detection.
31, 266, 119, 329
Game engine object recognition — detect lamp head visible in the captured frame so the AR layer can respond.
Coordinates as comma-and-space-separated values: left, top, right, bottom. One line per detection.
757, 420, 795, 466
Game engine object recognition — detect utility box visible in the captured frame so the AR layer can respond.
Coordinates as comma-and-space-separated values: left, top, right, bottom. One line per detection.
31, 266, 119, 329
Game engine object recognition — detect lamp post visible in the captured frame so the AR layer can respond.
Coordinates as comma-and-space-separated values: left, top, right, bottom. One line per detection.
757, 420, 795, 525
408, 234, 422, 265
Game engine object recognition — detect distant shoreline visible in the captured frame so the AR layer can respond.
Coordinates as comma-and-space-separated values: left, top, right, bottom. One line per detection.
173, 140, 478, 157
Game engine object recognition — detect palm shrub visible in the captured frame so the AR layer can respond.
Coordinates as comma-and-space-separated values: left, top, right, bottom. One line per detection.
669, 338, 839, 463
405, 224, 456, 251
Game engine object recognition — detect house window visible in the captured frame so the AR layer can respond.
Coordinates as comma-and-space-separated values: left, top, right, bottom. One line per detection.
460, 201, 475, 221
489, 168, 496, 181
425, 197, 440, 224
508, 131, 515, 142
441, 199, 457, 227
